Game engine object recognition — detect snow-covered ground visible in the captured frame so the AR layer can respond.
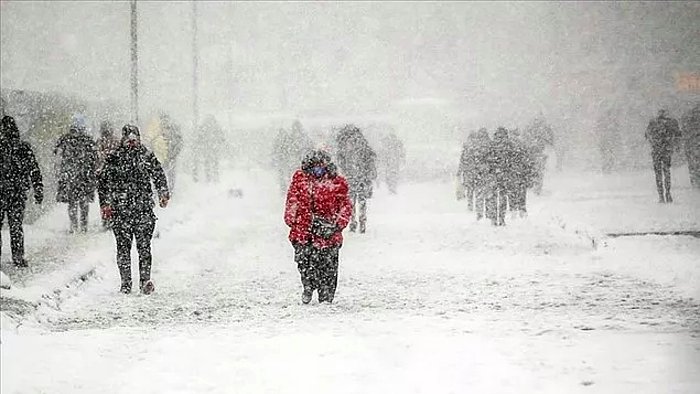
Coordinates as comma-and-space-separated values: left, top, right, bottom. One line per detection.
1, 166, 699, 393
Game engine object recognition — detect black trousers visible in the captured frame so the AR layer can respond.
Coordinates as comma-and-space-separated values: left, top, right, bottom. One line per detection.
113, 215, 156, 286
349, 194, 367, 231
68, 198, 89, 232
508, 185, 527, 213
486, 183, 507, 226
0, 196, 26, 263
294, 243, 340, 302
652, 151, 672, 201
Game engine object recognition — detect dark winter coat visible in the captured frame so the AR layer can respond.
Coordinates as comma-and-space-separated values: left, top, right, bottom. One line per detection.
284, 167, 353, 249
55, 129, 98, 203
336, 128, 377, 198
645, 114, 681, 158
0, 116, 43, 201
471, 130, 494, 190
98, 144, 169, 223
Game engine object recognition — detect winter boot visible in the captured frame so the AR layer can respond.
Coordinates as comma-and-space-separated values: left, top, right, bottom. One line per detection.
13, 258, 28, 268
301, 287, 313, 304
140, 280, 155, 295
359, 222, 366, 234
665, 191, 673, 203
119, 281, 132, 294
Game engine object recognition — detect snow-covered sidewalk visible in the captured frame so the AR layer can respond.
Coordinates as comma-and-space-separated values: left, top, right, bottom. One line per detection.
1, 167, 699, 393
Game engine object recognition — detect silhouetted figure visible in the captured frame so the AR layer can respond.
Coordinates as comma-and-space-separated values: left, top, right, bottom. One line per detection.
523, 116, 554, 195
272, 120, 314, 194
336, 125, 377, 233
54, 114, 98, 233
380, 132, 405, 194
193, 115, 225, 183
0, 116, 43, 267
645, 109, 681, 203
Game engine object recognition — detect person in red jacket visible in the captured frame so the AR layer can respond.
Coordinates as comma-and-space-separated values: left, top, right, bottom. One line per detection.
284, 150, 353, 304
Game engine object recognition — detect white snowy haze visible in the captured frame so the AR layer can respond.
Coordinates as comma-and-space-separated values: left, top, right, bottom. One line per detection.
2, 1, 698, 175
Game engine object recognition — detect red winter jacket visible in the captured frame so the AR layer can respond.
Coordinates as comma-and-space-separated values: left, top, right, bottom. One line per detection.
284, 169, 353, 248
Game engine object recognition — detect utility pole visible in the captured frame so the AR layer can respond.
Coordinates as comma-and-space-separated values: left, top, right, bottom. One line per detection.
130, 0, 139, 124
192, 0, 199, 134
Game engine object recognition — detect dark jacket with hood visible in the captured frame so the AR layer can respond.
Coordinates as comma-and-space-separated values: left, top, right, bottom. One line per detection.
0, 116, 43, 201
98, 125, 169, 223
55, 126, 98, 202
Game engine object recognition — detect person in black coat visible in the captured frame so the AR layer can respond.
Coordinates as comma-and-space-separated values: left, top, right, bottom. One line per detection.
0, 116, 43, 267
336, 125, 377, 233
645, 109, 681, 203
54, 114, 98, 233
98, 124, 170, 294
485, 127, 513, 226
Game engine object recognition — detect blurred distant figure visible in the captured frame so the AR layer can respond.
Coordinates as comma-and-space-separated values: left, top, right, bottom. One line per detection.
54, 114, 98, 233
485, 127, 515, 226
457, 131, 478, 211
507, 128, 535, 218
336, 125, 377, 233
523, 116, 554, 195
96, 120, 120, 230
1, 116, 43, 267
596, 107, 622, 174
379, 132, 405, 194
681, 104, 700, 188
160, 114, 184, 192
645, 109, 681, 203
272, 120, 314, 194
193, 115, 225, 183
472, 128, 493, 221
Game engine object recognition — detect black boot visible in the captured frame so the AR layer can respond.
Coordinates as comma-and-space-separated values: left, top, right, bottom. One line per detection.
301, 286, 313, 304
118, 263, 132, 294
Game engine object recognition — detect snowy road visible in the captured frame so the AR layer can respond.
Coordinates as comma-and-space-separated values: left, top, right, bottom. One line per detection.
2, 168, 700, 393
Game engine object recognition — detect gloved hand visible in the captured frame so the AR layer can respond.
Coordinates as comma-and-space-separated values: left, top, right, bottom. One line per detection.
34, 191, 43, 204
159, 195, 169, 208
311, 216, 338, 239
101, 205, 113, 220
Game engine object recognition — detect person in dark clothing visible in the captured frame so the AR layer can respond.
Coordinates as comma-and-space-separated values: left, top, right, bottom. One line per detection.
507, 128, 535, 218
681, 104, 700, 188
523, 116, 554, 195
457, 131, 479, 211
193, 115, 225, 183
0, 116, 43, 267
485, 127, 513, 226
284, 150, 352, 304
96, 120, 120, 230
272, 121, 315, 194
54, 114, 98, 233
645, 109, 681, 203
336, 125, 377, 233
472, 128, 493, 221
380, 132, 405, 194
596, 107, 622, 174
98, 124, 170, 295
160, 113, 184, 193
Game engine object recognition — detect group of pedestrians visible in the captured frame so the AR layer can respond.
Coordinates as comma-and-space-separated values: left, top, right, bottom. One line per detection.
644, 105, 700, 203
1, 113, 170, 295
457, 127, 536, 226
